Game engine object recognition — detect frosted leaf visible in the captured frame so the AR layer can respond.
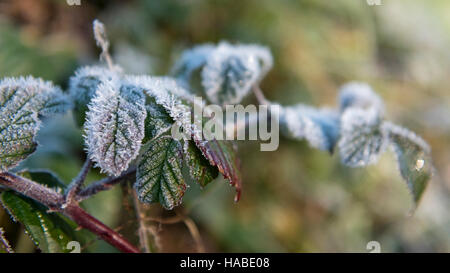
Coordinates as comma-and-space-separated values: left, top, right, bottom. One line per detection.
339, 107, 387, 167
202, 42, 261, 105
135, 136, 186, 210
124, 75, 241, 199
142, 99, 174, 143
68, 66, 118, 126
84, 79, 147, 176
0, 76, 66, 171
383, 122, 432, 204
171, 44, 215, 84
184, 140, 219, 187
338, 82, 384, 114
124, 75, 196, 139
236, 44, 273, 81
1, 77, 69, 117
280, 104, 340, 152
38, 90, 72, 118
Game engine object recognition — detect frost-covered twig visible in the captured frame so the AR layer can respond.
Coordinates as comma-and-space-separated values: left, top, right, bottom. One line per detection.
65, 159, 92, 204
0, 172, 139, 253
77, 168, 136, 201
0, 227, 14, 253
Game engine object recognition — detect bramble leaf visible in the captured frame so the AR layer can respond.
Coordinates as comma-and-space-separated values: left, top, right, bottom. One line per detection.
172, 44, 214, 84
184, 140, 219, 187
383, 122, 432, 204
142, 97, 174, 143
135, 136, 186, 210
69, 66, 118, 126
0, 76, 65, 171
85, 80, 147, 176
172, 42, 272, 105
194, 138, 242, 201
339, 107, 387, 167
338, 82, 384, 113
125, 76, 195, 140
0, 170, 78, 253
280, 104, 340, 152
202, 43, 261, 105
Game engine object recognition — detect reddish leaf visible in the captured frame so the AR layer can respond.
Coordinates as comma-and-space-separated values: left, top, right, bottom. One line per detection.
194, 138, 242, 202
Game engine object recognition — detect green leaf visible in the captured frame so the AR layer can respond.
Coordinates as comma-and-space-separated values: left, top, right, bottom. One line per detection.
135, 136, 186, 210
0, 77, 67, 171
142, 97, 174, 143
194, 138, 242, 201
339, 107, 387, 167
184, 140, 219, 187
85, 80, 147, 176
69, 66, 117, 127
171, 44, 214, 84
384, 122, 433, 205
0, 171, 78, 253
202, 52, 259, 105
0, 79, 42, 171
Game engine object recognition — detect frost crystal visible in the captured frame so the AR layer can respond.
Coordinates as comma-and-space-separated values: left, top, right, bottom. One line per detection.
172, 42, 273, 105
202, 42, 261, 105
135, 137, 186, 210
69, 66, 118, 126
143, 102, 174, 143
280, 104, 340, 152
124, 75, 196, 139
171, 44, 215, 83
338, 82, 384, 114
339, 107, 387, 167
236, 44, 273, 80
0, 76, 66, 171
84, 79, 147, 176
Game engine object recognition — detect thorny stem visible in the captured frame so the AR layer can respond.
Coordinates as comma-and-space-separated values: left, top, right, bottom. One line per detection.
65, 159, 92, 204
0, 172, 140, 253
77, 168, 136, 201
0, 227, 14, 253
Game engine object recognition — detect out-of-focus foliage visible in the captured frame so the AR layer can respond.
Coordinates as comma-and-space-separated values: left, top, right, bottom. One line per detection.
0, 0, 449, 252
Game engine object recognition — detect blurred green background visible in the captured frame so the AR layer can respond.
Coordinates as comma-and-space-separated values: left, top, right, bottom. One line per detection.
0, 0, 449, 252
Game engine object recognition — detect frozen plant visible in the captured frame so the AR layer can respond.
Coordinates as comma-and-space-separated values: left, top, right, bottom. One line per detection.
0, 20, 433, 253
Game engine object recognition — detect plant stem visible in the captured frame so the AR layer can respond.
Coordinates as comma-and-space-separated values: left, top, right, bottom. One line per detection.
0, 172, 139, 253
77, 168, 136, 201
132, 190, 152, 253
0, 172, 63, 209
65, 159, 92, 203
252, 85, 269, 105
0, 227, 14, 253
64, 203, 139, 253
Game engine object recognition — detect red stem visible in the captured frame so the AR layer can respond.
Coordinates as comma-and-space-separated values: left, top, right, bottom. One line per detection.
0, 172, 140, 253
64, 204, 139, 253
